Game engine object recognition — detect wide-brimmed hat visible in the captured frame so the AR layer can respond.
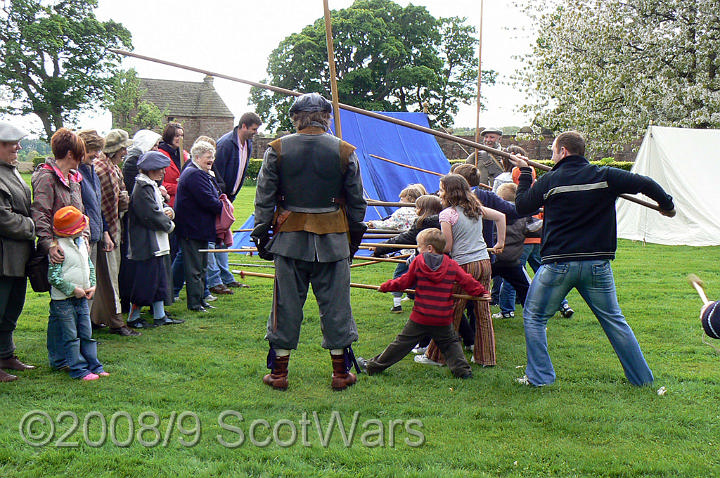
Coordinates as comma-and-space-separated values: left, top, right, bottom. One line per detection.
480, 128, 503, 137
137, 151, 171, 171
53, 206, 88, 237
104, 129, 133, 154
0, 122, 28, 142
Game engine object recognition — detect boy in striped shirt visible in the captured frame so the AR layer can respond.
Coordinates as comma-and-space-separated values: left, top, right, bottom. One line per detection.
358, 228, 489, 379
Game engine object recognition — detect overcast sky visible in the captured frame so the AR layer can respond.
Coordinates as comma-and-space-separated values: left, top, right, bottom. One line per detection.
14, 0, 536, 137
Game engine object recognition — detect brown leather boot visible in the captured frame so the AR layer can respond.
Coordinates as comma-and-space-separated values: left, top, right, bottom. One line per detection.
263, 355, 289, 390
0, 355, 36, 371
331, 353, 357, 391
0, 369, 18, 382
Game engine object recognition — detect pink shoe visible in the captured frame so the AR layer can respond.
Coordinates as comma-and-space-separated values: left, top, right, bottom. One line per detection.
82, 373, 100, 381
98, 372, 110, 377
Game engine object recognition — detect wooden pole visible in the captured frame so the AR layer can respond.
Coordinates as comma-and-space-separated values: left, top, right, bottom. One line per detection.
350, 260, 382, 268
235, 270, 488, 301
515, 158, 664, 212
367, 154, 492, 189
108, 49, 668, 213
369, 153, 443, 177
178, 135, 184, 168
352, 255, 408, 264
366, 199, 415, 208
358, 243, 416, 249
474, 0, 484, 167
323, 0, 342, 139
363, 234, 403, 239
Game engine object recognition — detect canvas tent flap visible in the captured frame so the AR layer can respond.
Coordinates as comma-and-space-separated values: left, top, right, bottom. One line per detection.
617, 125, 720, 246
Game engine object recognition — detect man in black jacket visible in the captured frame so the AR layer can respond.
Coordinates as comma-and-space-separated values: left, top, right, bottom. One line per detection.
512, 131, 675, 387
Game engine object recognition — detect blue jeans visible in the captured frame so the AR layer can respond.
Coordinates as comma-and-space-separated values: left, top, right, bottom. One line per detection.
47, 297, 104, 379
390, 261, 409, 298
500, 244, 568, 314
523, 260, 653, 386
206, 243, 235, 288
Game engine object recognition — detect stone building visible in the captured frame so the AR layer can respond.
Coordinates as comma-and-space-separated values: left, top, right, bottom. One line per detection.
133, 75, 235, 146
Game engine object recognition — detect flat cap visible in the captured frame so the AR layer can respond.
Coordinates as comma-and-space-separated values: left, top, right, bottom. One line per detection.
137, 151, 171, 171
0, 122, 28, 142
480, 128, 503, 137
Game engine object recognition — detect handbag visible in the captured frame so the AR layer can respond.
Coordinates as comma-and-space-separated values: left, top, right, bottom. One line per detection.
215, 193, 236, 248
26, 248, 51, 293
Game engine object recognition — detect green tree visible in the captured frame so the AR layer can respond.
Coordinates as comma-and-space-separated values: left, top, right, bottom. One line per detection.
0, 0, 132, 140
516, 0, 720, 154
104, 68, 166, 132
250, 0, 494, 132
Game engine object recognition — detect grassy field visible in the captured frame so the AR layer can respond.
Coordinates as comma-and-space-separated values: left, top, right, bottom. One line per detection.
1, 185, 719, 477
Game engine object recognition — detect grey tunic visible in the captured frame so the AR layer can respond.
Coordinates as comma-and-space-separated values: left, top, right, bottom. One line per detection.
253, 128, 367, 350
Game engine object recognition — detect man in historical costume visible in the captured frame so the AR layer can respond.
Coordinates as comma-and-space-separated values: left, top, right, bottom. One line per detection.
466, 127, 505, 187
252, 93, 367, 391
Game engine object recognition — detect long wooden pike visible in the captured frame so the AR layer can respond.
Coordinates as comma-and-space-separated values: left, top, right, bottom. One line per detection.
200, 248, 257, 253
350, 260, 382, 268
235, 270, 488, 301
323, 0, 342, 139
367, 199, 415, 208
369, 153, 442, 177
108, 49, 515, 159
474, 0, 485, 166
515, 157, 665, 212
353, 255, 409, 264
687, 273, 710, 305
368, 153, 492, 190
108, 49, 668, 213
364, 234, 401, 239
359, 243, 416, 249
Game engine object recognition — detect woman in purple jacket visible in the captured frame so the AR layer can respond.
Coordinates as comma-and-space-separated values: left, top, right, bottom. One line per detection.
173, 141, 222, 312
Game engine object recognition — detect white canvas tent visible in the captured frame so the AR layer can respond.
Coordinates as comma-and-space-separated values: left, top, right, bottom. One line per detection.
617, 125, 720, 246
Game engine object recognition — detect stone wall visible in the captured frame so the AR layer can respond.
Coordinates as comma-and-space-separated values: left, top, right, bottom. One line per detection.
164, 115, 235, 148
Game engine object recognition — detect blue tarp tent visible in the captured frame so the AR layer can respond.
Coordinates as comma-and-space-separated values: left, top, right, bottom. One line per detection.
231, 110, 450, 250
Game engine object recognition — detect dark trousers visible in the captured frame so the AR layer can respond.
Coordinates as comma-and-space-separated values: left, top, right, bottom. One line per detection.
491, 262, 530, 306
178, 237, 208, 308
366, 319, 471, 377
0, 276, 27, 359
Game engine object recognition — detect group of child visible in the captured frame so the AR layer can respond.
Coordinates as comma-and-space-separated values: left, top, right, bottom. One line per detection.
363, 157, 574, 379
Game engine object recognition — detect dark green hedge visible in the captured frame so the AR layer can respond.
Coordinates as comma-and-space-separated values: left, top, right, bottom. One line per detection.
448, 158, 633, 176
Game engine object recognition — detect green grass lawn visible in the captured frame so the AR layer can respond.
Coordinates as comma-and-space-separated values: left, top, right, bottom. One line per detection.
2, 185, 720, 477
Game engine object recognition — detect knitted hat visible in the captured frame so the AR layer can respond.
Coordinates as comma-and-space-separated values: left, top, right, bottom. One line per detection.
104, 129, 133, 154
53, 206, 88, 237
701, 301, 720, 339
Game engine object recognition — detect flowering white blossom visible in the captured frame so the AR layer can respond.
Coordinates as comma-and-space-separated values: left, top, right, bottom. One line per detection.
515, 0, 720, 154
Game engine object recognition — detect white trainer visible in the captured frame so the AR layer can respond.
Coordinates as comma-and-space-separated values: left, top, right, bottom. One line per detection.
414, 355, 444, 366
